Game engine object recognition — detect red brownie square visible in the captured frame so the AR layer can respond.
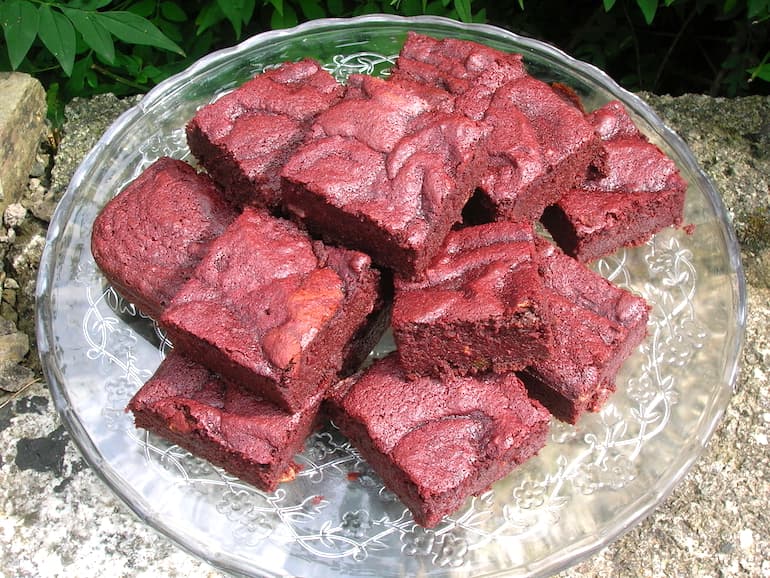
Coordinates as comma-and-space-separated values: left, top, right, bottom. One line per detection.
392, 32, 602, 223
476, 75, 603, 222
541, 100, 688, 263
160, 207, 382, 413
391, 31, 527, 121
392, 221, 553, 378
186, 59, 343, 209
518, 239, 650, 423
127, 351, 323, 492
91, 157, 237, 319
324, 355, 551, 527
281, 74, 487, 279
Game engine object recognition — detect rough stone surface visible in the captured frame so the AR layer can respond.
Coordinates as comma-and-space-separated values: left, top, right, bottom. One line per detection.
48, 93, 141, 202
0, 72, 46, 214
0, 91, 768, 578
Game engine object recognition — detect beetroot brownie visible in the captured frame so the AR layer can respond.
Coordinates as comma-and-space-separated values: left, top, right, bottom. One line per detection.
128, 351, 323, 492
281, 74, 487, 279
160, 207, 382, 413
91, 157, 237, 319
518, 239, 650, 423
392, 221, 552, 378
391, 32, 527, 121
392, 33, 602, 223
325, 355, 550, 527
186, 59, 343, 209
541, 100, 688, 262
476, 75, 603, 222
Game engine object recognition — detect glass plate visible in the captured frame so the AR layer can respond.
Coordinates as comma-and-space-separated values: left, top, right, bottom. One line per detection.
36, 14, 746, 578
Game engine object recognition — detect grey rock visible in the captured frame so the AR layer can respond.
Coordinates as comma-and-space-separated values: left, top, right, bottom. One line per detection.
49, 93, 142, 201
0, 73, 46, 214
0, 361, 34, 393
25, 176, 57, 223
0, 331, 29, 365
29, 151, 51, 178
4, 202, 27, 229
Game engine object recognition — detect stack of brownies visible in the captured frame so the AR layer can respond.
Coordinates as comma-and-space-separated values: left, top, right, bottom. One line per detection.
91, 33, 687, 527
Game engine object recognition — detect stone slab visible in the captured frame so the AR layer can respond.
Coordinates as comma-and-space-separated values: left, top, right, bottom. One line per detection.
0, 72, 46, 214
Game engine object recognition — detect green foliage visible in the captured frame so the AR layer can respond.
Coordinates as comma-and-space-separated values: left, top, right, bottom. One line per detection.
488, 0, 769, 97
0, 0, 767, 125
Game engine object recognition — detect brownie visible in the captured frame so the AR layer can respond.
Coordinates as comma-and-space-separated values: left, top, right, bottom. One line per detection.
517, 239, 650, 423
91, 157, 237, 319
127, 351, 323, 492
476, 75, 603, 222
281, 74, 487, 279
391, 31, 527, 121
392, 221, 553, 378
541, 100, 688, 262
392, 33, 603, 223
325, 355, 551, 527
186, 59, 344, 209
160, 207, 382, 413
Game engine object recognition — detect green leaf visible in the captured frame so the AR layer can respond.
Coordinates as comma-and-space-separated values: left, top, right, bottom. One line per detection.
267, 0, 285, 17
603, 0, 617, 10
66, 0, 112, 9
723, 0, 737, 11
217, 0, 245, 37
327, 0, 345, 16
747, 0, 770, 18
636, 0, 658, 24
748, 51, 770, 81
127, 0, 155, 18
61, 7, 115, 64
454, 0, 472, 22
38, 5, 77, 76
270, 2, 297, 28
160, 2, 187, 23
195, 2, 224, 35
748, 63, 770, 82
299, 0, 327, 19
97, 11, 185, 55
65, 51, 93, 95
517, 0, 524, 9
242, 0, 256, 24
0, 0, 40, 69
46, 82, 64, 127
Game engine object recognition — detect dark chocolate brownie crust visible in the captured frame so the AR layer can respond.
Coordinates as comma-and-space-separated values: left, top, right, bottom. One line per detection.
393, 221, 553, 378
518, 239, 650, 423
282, 74, 488, 279
186, 59, 343, 209
128, 351, 323, 492
541, 100, 687, 262
325, 355, 550, 527
160, 207, 381, 413
91, 157, 237, 319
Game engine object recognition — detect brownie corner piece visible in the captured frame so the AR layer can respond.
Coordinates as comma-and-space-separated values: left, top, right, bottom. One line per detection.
518, 238, 650, 423
91, 156, 237, 319
392, 221, 553, 379
186, 59, 343, 209
128, 351, 323, 493
324, 354, 550, 527
160, 207, 382, 413
541, 99, 688, 263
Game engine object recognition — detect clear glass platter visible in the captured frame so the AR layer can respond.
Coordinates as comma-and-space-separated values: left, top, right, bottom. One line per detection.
36, 14, 746, 578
